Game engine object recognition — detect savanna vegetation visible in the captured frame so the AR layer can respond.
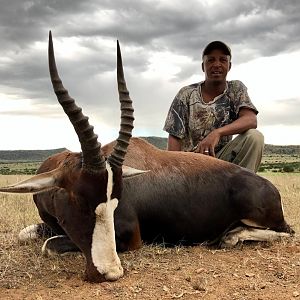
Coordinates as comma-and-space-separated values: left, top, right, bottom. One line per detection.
0, 140, 299, 175
259, 154, 300, 173
0, 148, 66, 176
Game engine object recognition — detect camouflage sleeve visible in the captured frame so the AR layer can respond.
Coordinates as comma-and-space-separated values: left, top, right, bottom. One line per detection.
163, 89, 188, 139
232, 80, 258, 116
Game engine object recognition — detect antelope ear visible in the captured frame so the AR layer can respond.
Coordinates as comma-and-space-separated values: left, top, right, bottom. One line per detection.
0, 168, 62, 194
122, 165, 149, 178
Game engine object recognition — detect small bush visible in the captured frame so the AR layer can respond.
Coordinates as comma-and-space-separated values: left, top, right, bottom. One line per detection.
282, 165, 295, 173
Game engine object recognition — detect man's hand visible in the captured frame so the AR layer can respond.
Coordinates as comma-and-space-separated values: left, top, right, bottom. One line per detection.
194, 130, 221, 157
194, 109, 257, 156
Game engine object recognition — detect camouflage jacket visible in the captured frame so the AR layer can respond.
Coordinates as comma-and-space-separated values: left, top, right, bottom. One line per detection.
163, 80, 258, 152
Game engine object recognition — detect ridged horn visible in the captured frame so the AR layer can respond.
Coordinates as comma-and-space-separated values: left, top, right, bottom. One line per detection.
48, 31, 105, 171
107, 41, 134, 168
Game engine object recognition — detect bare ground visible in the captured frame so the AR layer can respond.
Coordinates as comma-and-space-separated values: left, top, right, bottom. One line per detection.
0, 174, 299, 300
1, 237, 300, 300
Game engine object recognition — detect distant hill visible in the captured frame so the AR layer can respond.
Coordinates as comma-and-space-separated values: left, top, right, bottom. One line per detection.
0, 148, 67, 162
263, 144, 300, 155
140, 136, 168, 150
140, 136, 300, 155
0, 137, 299, 162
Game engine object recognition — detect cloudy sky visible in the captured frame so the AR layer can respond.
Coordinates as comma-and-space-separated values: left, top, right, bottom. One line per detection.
0, 0, 300, 150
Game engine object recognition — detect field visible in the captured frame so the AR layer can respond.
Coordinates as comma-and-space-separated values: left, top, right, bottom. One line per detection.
0, 173, 299, 300
260, 154, 300, 173
0, 162, 40, 175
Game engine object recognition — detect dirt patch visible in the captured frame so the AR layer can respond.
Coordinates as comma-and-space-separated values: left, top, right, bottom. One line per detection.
1, 237, 300, 300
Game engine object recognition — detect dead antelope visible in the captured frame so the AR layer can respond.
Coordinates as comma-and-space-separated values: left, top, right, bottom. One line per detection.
0, 32, 293, 283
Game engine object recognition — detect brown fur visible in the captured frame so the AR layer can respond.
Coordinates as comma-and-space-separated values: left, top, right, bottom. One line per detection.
27, 137, 292, 282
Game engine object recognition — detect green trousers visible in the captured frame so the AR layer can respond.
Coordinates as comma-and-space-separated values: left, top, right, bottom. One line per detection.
216, 129, 264, 173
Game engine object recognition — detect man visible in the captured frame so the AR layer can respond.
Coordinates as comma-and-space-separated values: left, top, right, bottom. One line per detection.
163, 41, 264, 172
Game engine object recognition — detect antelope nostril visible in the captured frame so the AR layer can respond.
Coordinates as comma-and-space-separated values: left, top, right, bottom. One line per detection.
104, 266, 124, 281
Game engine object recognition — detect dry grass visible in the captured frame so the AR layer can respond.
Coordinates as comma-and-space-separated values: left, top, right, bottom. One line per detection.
0, 174, 299, 300
260, 173, 300, 233
0, 176, 39, 234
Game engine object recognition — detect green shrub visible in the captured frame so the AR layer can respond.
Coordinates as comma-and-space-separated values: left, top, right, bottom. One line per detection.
282, 165, 295, 173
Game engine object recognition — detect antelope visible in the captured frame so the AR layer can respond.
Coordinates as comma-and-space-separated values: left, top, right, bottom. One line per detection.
0, 32, 293, 283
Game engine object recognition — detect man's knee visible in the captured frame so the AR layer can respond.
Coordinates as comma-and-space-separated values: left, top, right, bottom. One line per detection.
243, 129, 264, 147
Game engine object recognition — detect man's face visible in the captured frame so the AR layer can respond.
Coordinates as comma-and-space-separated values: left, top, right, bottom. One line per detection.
202, 49, 231, 83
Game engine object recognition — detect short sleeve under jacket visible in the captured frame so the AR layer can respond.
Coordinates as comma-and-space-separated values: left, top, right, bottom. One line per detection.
163, 80, 258, 152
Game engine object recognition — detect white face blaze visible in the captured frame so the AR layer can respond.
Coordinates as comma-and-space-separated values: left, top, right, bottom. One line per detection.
91, 162, 123, 281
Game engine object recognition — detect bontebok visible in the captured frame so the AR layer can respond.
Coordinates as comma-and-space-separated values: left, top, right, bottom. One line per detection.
0, 32, 294, 283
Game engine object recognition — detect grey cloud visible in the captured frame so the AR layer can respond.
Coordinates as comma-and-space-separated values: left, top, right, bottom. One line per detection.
1, 0, 300, 56
0, 0, 300, 136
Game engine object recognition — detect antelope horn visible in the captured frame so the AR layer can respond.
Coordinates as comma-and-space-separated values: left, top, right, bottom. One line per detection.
107, 41, 134, 168
48, 31, 105, 171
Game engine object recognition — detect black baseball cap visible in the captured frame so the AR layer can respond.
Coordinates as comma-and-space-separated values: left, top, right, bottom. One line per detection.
202, 41, 231, 58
